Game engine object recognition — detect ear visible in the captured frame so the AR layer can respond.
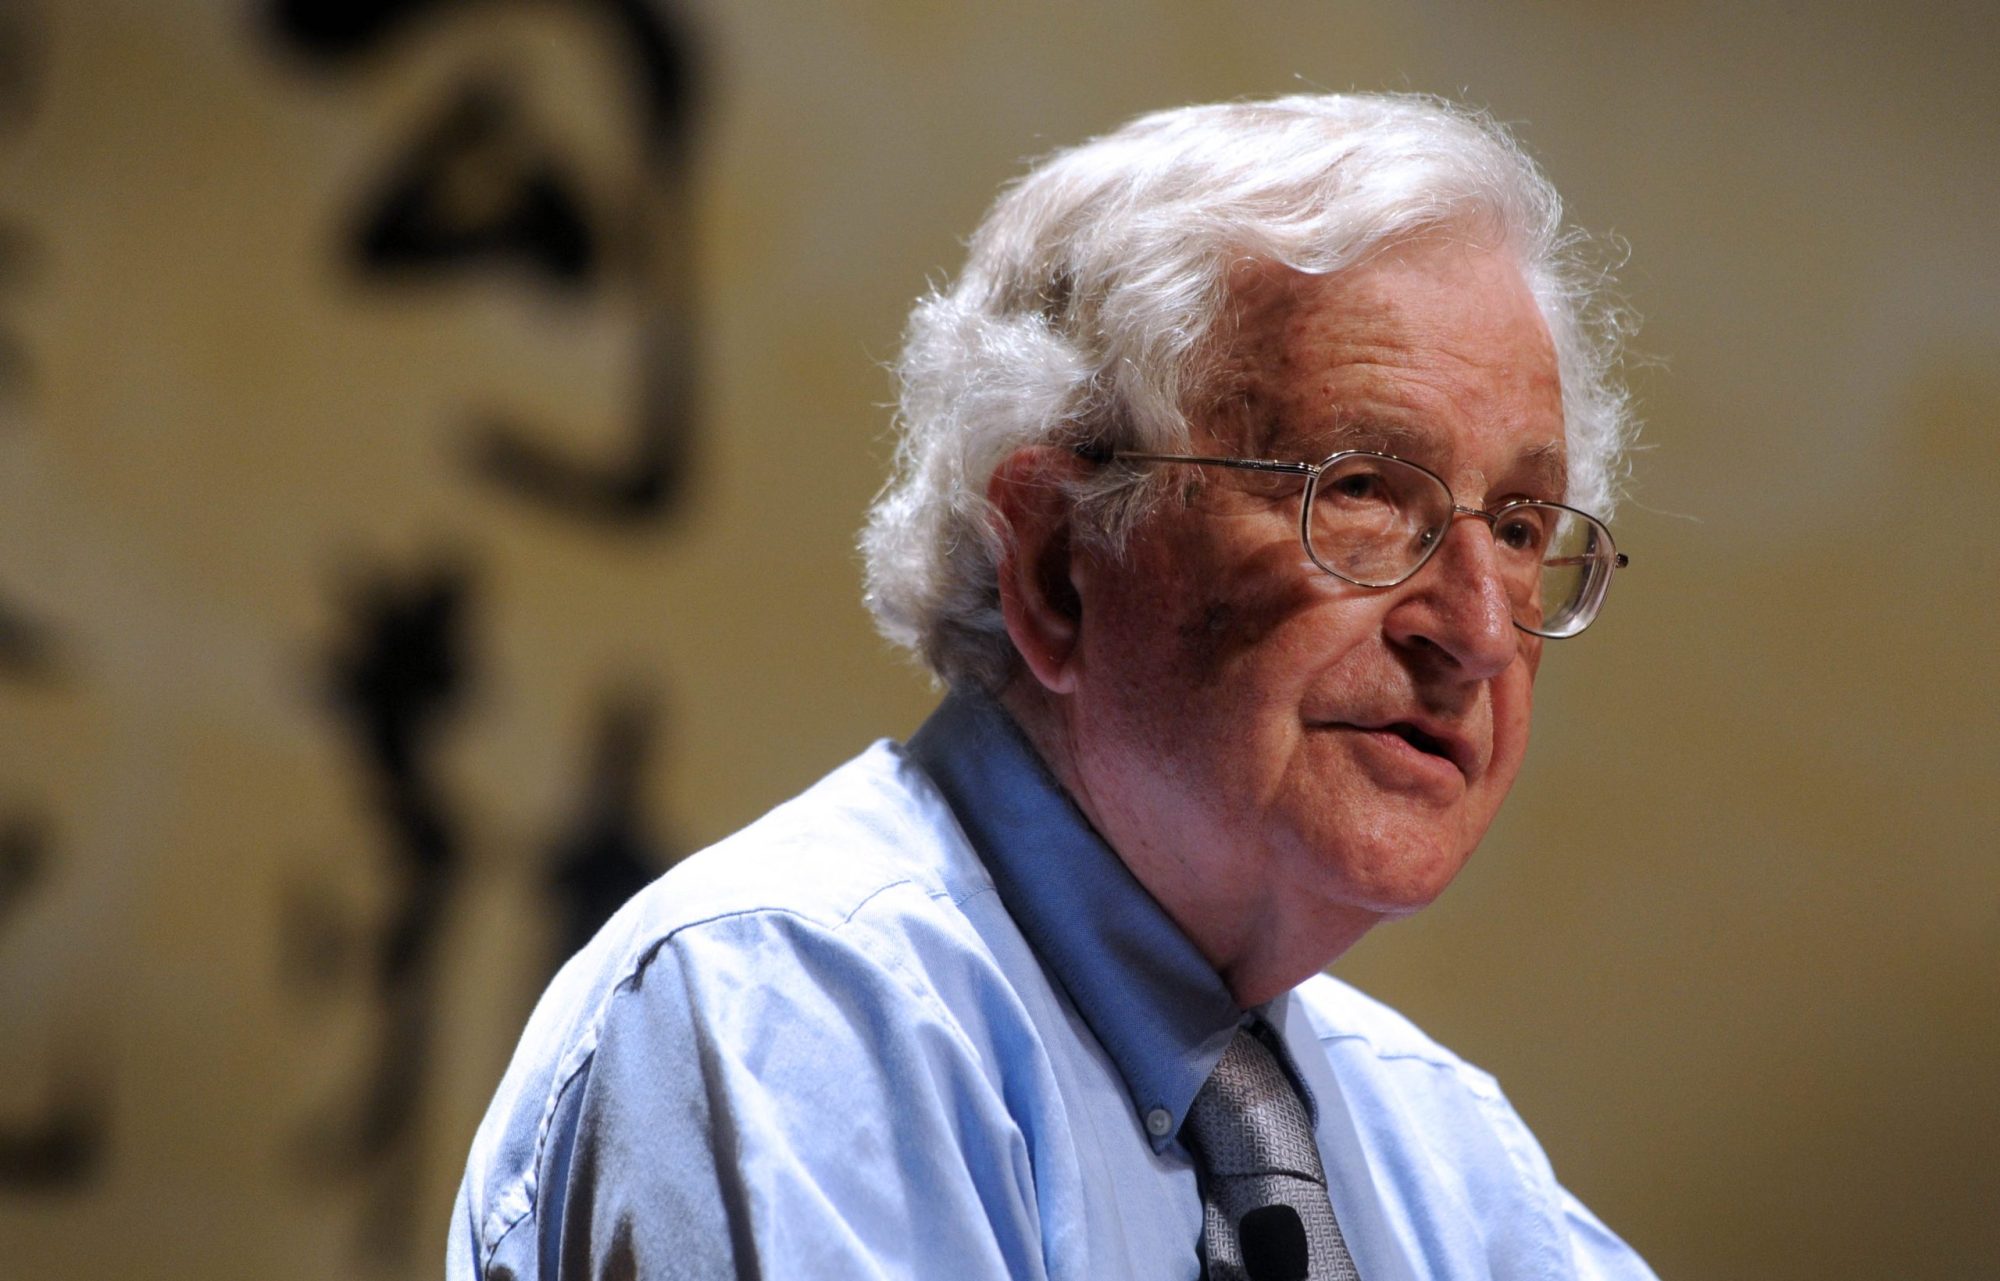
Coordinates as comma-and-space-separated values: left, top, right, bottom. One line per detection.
988, 446, 1091, 694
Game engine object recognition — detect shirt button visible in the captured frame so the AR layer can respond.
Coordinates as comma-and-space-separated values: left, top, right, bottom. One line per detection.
1145, 1107, 1173, 1137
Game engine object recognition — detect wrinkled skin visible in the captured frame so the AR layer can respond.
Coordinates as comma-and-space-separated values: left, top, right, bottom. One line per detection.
996, 237, 1566, 1005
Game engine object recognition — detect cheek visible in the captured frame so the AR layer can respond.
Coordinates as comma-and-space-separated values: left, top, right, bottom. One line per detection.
1099, 524, 1254, 680
1485, 661, 1539, 786
1085, 511, 1380, 746
1172, 600, 1245, 681
1520, 633, 1546, 680
1167, 594, 1320, 696
1160, 550, 1358, 687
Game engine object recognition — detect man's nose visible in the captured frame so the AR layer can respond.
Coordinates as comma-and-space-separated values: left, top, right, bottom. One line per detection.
1382, 513, 1520, 678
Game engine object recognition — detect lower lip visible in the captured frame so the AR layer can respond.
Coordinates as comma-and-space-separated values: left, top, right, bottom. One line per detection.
1334, 726, 1466, 793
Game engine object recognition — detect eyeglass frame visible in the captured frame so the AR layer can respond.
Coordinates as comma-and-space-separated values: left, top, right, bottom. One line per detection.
1084, 444, 1629, 639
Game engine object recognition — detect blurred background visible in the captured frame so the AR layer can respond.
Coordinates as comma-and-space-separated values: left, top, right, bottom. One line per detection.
0, 1, 1994, 1277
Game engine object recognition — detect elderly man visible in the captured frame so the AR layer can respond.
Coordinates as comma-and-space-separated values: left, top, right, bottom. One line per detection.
450, 94, 1655, 1280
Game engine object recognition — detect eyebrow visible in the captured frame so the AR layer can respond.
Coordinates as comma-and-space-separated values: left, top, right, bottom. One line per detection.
1515, 438, 1569, 499
1302, 417, 1430, 457
1284, 416, 1571, 499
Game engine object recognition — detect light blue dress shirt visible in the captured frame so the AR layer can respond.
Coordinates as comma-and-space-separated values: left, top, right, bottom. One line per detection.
449, 691, 1658, 1279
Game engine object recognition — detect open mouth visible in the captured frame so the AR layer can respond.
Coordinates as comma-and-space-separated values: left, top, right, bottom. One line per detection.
1314, 716, 1472, 780
1385, 722, 1453, 761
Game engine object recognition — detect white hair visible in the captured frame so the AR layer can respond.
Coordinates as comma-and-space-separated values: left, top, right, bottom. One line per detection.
861, 92, 1636, 691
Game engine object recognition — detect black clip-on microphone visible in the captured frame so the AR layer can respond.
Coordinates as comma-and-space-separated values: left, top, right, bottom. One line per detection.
1239, 1204, 1310, 1281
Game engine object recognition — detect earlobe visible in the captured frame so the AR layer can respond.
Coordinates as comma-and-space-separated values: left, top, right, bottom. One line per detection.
988, 447, 1088, 694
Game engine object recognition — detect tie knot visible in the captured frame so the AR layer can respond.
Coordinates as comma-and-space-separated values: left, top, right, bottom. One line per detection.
1182, 1021, 1362, 1279
1183, 1023, 1324, 1181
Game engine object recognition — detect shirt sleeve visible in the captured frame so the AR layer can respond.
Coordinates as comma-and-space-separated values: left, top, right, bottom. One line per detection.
465, 905, 1053, 1281
1560, 1186, 1661, 1281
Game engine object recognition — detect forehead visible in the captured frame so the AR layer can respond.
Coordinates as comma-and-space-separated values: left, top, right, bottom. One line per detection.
1211, 239, 1567, 494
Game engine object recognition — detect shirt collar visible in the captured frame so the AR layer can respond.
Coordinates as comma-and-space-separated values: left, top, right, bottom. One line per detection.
906, 687, 1244, 1150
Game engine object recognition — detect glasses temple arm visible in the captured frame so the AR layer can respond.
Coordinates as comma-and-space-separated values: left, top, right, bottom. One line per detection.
1106, 450, 1318, 478
1543, 553, 1631, 569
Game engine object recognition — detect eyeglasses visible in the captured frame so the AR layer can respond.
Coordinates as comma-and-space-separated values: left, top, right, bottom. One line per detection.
1104, 448, 1628, 638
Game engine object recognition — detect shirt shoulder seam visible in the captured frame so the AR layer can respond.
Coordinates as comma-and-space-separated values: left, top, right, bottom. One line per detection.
1312, 1027, 1569, 1270
1313, 1028, 1490, 1078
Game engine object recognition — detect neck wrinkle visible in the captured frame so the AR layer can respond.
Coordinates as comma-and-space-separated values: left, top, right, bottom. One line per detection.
1001, 675, 1382, 1007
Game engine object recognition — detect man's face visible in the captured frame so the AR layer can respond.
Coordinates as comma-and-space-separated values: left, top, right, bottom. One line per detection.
1063, 238, 1564, 964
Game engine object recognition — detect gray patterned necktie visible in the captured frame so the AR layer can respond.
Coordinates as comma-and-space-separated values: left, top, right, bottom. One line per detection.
1182, 1022, 1360, 1281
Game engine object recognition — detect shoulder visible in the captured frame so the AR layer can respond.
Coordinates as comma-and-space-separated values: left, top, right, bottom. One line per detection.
491, 734, 1019, 1112
1288, 972, 1521, 1144
455, 741, 1043, 1278
552, 738, 1002, 1031
1288, 973, 1559, 1214
1286, 975, 1663, 1279
630, 738, 993, 934
1291, 972, 1500, 1087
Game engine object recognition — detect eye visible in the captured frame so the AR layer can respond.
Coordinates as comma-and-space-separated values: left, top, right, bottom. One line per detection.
1493, 506, 1554, 555
1325, 468, 1389, 503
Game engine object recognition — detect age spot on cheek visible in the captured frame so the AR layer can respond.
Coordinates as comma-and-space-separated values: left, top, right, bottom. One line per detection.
1172, 600, 1240, 673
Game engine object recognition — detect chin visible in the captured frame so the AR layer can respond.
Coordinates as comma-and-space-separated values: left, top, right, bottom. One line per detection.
1314, 830, 1477, 917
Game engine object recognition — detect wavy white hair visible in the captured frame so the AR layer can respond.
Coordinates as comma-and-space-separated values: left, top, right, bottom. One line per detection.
861, 93, 1636, 691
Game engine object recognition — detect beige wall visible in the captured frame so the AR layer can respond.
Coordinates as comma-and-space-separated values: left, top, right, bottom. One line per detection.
1, 1, 1993, 1277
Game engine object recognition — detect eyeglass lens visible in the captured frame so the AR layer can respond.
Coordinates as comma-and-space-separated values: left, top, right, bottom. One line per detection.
1303, 453, 1614, 637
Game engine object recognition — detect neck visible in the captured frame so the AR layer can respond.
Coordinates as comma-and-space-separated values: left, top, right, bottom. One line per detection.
995, 678, 1381, 1008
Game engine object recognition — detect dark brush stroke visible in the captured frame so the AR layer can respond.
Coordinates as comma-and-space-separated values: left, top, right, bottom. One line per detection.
0, 590, 61, 680
269, 0, 692, 147
267, 0, 701, 526
0, 1079, 107, 1192
309, 560, 472, 1262
0, 2, 45, 137
0, 810, 46, 926
350, 81, 597, 289
544, 693, 672, 965
0, 816, 110, 1192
